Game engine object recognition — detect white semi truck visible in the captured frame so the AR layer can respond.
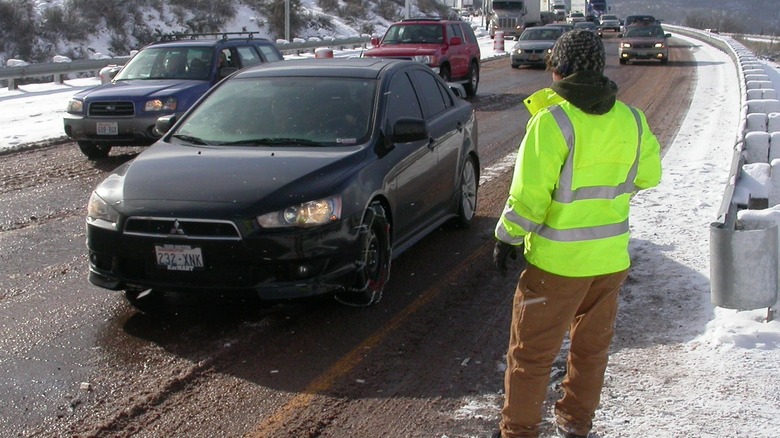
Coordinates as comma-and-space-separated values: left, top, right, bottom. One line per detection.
485, 0, 551, 39
550, 0, 567, 20
569, 0, 587, 17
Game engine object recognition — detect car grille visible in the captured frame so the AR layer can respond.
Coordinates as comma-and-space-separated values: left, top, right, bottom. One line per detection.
631, 42, 657, 49
523, 49, 545, 54
497, 17, 518, 29
124, 217, 241, 240
88, 101, 135, 117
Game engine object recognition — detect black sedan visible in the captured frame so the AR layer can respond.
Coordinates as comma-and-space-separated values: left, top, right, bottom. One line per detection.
86, 58, 479, 310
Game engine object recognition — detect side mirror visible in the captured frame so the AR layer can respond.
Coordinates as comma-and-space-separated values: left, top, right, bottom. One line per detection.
392, 118, 428, 144
371, 36, 380, 46
665, 33, 672, 38
154, 114, 177, 137
448, 83, 467, 99
449, 36, 463, 46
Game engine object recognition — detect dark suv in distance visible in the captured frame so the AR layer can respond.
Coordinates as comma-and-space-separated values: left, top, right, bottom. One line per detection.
363, 18, 481, 97
618, 23, 671, 65
63, 32, 284, 159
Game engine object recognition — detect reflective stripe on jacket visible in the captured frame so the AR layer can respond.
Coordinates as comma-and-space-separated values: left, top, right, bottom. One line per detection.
495, 88, 662, 277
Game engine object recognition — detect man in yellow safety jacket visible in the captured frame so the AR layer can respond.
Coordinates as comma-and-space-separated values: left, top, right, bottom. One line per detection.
491, 29, 663, 438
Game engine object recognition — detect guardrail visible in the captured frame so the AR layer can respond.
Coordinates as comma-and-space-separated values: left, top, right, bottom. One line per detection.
665, 25, 780, 316
0, 36, 371, 90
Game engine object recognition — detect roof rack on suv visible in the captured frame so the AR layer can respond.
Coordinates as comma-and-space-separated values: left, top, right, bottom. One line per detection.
157, 31, 267, 42
401, 17, 444, 22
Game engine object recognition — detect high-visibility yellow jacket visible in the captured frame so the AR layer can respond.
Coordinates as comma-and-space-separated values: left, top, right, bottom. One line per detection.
495, 87, 662, 277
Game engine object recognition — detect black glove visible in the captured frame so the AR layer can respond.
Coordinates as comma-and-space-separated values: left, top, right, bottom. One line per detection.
493, 241, 519, 277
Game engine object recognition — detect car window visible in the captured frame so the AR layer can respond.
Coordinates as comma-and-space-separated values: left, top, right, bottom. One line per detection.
173, 77, 377, 146
492, 1, 524, 10
460, 22, 478, 43
218, 48, 239, 69
258, 44, 282, 61
625, 26, 664, 38
448, 23, 463, 43
114, 47, 214, 81
385, 73, 423, 125
521, 29, 557, 40
410, 69, 449, 117
236, 46, 262, 67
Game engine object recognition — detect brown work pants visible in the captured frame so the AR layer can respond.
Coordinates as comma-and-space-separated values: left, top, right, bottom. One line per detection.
499, 264, 629, 438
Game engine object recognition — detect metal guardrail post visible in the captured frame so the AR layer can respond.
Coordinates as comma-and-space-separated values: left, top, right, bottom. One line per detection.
668, 24, 780, 314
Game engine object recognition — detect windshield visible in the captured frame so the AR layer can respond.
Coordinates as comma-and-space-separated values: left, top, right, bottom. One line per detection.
173, 77, 377, 147
519, 28, 562, 41
492, 1, 525, 10
113, 46, 214, 81
625, 26, 664, 38
382, 24, 444, 44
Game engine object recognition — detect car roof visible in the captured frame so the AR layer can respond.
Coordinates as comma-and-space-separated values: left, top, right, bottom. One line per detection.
233, 57, 414, 80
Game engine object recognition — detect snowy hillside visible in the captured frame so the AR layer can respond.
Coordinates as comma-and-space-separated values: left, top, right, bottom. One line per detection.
1, 0, 447, 64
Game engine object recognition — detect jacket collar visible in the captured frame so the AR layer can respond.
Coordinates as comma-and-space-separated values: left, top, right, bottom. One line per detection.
524, 71, 618, 116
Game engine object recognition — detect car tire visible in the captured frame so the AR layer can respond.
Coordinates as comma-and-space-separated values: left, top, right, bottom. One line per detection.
439, 65, 452, 82
452, 155, 478, 228
464, 62, 479, 96
78, 141, 111, 160
334, 203, 391, 307
619, 58, 627, 65
124, 289, 169, 314
661, 58, 668, 65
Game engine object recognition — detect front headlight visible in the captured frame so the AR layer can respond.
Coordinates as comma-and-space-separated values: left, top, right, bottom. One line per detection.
257, 196, 342, 228
412, 55, 436, 66
654, 42, 665, 48
86, 191, 120, 230
67, 99, 84, 114
144, 97, 177, 112
621, 42, 631, 48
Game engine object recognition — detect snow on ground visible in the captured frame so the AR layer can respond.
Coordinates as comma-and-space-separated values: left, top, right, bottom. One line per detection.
589, 34, 780, 438
1, 27, 779, 437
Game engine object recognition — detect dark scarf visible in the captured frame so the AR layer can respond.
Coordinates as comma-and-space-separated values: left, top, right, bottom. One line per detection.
551, 70, 618, 115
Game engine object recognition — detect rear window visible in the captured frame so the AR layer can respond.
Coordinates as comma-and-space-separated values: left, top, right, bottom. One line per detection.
383, 24, 444, 44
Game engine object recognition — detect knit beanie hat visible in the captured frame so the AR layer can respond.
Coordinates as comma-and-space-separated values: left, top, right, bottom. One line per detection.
547, 29, 605, 77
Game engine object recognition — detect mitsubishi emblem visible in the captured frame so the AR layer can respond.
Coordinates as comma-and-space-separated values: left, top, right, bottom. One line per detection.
170, 219, 186, 235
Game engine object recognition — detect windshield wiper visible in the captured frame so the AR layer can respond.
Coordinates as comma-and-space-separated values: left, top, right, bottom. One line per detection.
219, 137, 325, 147
171, 134, 209, 145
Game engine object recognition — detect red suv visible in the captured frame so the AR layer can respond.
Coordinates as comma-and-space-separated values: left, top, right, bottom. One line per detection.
364, 18, 481, 97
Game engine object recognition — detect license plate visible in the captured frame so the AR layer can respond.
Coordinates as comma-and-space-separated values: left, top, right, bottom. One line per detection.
637, 51, 648, 56
96, 121, 118, 135
155, 244, 204, 271
529, 54, 540, 61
